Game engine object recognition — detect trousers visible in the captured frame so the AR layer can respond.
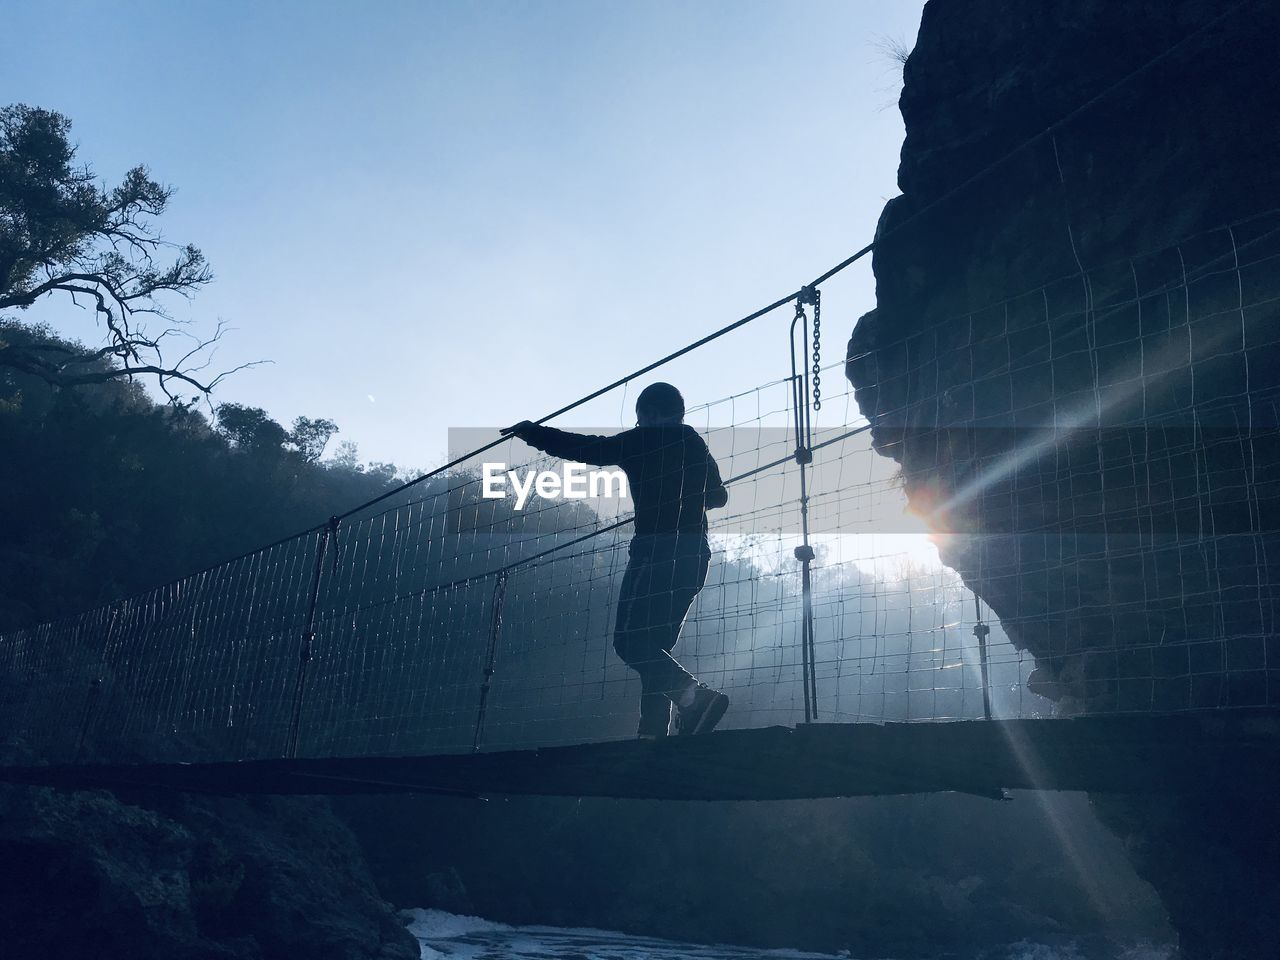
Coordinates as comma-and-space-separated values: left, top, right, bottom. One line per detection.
613, 532, 710, 736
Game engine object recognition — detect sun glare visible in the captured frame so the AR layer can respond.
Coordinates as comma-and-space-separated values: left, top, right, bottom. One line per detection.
848, 503, 943, 575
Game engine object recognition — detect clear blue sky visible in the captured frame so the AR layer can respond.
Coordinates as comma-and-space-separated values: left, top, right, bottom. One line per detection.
3, 0, 925, 469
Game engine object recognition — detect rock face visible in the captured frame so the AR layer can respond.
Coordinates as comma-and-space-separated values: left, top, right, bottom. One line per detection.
849, 0, 1280, 712
0, 784, 419, 960
845, 1, 1280, 956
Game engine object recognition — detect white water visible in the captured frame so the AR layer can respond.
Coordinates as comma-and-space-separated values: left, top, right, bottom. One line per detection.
404, 908, 1175, 960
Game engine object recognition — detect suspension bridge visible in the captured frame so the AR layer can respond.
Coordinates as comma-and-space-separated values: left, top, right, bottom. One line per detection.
3, 203, 1280, 800
4, 3, 1280, 801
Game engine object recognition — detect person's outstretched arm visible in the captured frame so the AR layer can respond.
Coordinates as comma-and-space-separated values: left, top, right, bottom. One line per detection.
503, 421, 627, 467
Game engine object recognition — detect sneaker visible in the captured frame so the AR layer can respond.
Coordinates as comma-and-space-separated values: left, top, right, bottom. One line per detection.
677, 684, 729, 736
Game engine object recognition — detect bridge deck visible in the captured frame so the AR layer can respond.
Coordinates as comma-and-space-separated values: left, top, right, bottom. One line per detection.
4, 712, 1278, 800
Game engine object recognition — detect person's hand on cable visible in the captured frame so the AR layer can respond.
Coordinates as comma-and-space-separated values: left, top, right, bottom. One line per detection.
501, 420, 536, 441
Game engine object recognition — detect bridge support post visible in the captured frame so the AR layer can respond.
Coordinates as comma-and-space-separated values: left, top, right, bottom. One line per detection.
795, 543, 817, 722
472, 571, 509, 752
973, 596, 992, 721
791, 288, 821, 721
286, 517, 338, 759
974, 622, 992, 720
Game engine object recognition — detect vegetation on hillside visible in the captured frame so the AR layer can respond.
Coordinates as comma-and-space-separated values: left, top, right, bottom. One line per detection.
0, 320, 399, 632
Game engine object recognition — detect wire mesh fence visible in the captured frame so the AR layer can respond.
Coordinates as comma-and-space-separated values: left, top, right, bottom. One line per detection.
2, 210, 1278, 765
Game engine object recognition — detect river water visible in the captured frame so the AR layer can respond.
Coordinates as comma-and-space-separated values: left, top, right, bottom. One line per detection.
405, 909, 1174, 960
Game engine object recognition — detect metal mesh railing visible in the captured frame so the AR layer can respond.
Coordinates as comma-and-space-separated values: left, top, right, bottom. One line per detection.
3, 210, 1279, 764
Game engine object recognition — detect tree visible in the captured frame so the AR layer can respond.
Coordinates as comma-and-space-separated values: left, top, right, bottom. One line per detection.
332, 440, 361, 470
289, 415, 339, 462
0, 327, 399, 630
0, 103, 250, 400
215, 403, 339, 463
215, 403, 289, 450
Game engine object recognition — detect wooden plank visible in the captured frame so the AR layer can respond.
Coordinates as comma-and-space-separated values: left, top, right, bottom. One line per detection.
2, 712, 1277, 800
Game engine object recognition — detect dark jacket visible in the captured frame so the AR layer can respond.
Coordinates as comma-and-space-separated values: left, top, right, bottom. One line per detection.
517, 423, 728, 536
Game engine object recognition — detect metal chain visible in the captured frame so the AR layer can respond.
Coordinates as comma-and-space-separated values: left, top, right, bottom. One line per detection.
811, 288, 822, 410
797, 285, 822, 411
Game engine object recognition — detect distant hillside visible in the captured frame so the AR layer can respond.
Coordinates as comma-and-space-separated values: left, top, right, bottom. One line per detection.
0, 320, 400, 632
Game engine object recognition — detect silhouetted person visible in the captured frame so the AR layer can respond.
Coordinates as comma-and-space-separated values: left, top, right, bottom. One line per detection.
505, 382, 730, 737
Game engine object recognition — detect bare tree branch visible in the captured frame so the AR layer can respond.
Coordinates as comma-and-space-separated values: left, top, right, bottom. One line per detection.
0, 103, 250, 400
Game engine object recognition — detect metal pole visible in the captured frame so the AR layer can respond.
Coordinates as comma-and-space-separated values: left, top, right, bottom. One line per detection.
974, 595, 992, 720
286, 517, 337, 759
791, 290, 820, 722
75, 602, 120, 763
473, 571, 509, 752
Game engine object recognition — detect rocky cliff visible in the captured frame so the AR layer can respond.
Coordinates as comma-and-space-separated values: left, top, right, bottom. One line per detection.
845, 1, 1280, 956
0, 782, 419, 960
